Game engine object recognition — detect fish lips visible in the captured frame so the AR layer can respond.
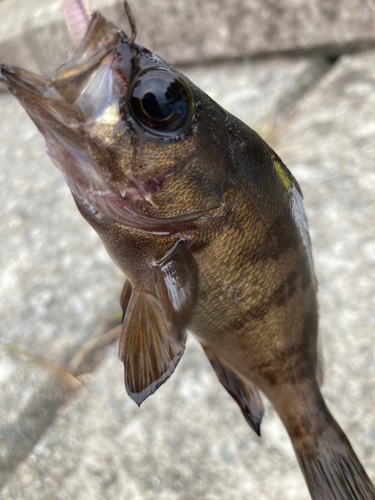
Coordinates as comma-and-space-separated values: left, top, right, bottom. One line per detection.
0, 63, 141, 230
0, 11, 126, 129
0, 64, 80, 130
0, 13, 123, 203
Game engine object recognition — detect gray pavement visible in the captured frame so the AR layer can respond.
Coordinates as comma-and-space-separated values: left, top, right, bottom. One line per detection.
0, 1, 375, 499
1, 0, 375, 77
0, 92, 123, 487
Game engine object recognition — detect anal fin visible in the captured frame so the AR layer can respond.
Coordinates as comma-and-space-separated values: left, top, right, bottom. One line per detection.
203, 345, 264, 436
119, 286, 186, 406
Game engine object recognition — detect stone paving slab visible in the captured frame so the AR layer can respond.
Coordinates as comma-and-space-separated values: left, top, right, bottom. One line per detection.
183, 57, 329, 136
0, 93, 123, 486
0, 338, 309, 500
1, 0, 375, 78
0, 48, 329, 489
1, 49, 374, 499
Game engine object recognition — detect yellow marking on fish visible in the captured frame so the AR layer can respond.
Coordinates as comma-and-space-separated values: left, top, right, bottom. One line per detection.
273, 160, 291, 190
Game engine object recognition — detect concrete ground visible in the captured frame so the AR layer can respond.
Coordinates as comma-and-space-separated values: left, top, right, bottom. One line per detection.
0, 1, 374, 499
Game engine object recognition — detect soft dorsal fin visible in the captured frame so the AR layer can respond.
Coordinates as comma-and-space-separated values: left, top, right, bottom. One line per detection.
118, 239, 199, 406
203, 345, 264, 436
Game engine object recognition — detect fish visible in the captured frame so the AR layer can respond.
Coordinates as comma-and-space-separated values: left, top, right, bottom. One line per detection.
0, 2, 374, 499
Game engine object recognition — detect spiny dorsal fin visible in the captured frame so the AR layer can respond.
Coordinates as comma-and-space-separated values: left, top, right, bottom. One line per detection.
119, 287, 186, 406
203, 345, 264, 436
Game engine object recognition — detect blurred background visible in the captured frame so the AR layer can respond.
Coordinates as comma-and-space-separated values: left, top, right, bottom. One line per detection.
0, 0, 374, 498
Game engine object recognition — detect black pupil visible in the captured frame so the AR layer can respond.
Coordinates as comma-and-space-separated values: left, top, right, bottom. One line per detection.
142, 85, 180, 121
130, 69, 192, 133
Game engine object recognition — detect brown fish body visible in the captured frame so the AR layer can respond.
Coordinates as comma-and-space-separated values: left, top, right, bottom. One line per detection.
80, 89, 318, 391
1, 8, 374, 500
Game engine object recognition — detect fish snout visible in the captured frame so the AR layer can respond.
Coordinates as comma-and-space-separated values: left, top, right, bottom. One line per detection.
0, 64, 52, 98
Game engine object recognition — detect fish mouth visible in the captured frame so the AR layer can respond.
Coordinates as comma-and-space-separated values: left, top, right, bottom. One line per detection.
0, 13, 207, 233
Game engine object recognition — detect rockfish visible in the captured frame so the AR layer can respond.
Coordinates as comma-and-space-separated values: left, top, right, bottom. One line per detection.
0, 2, 374, 499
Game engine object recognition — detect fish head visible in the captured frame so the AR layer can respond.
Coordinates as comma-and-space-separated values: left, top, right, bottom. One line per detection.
0, 12, 228, 233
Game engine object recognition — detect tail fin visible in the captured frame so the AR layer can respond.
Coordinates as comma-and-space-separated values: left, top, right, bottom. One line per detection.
293, 419, 375, 500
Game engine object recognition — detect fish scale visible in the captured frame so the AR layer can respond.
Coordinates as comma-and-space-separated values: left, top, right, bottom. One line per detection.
0, 2, 374, 499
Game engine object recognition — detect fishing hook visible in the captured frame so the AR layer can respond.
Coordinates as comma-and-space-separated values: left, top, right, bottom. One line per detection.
124, 1, 137, 45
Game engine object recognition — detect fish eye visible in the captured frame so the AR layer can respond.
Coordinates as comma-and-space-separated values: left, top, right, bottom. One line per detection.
129, 68, 194, 134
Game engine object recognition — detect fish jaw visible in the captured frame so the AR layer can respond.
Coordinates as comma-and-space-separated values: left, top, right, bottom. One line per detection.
0, 13, 209, 233
0, 62, 112, 218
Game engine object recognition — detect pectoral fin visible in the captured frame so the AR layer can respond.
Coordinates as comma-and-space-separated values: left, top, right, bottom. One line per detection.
118, 240, 198, 406
119, 286, 186, 406
153, 239, 199, 342
203, 345, 264, 436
